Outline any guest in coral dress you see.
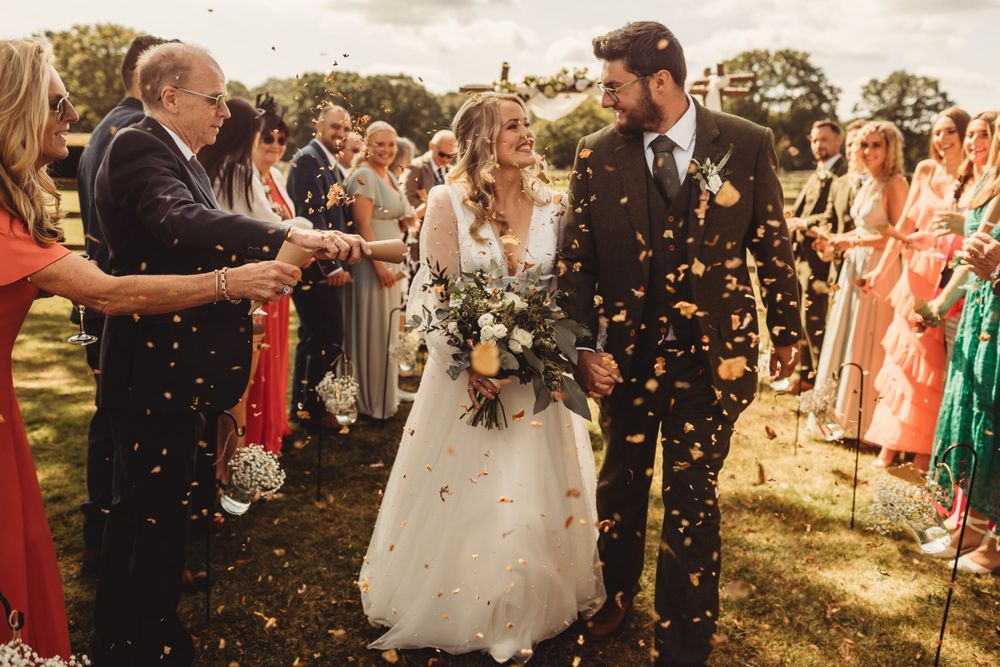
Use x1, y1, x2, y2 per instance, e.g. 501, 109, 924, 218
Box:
0, 38, 301, 657
863, 107, 969, 470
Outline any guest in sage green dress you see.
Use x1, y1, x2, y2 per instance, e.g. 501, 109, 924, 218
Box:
345, 121, 415, 418
925, 151, 1000, 574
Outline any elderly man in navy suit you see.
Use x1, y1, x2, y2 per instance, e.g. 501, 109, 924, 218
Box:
91, 43, 367, 665
286, 103, 354, 426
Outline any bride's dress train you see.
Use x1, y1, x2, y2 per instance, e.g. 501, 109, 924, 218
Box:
358, 183, 605, 663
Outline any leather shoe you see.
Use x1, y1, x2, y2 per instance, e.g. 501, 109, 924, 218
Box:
585, 596, 631, 639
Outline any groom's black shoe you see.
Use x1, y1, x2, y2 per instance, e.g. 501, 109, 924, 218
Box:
584, 596, 631, 639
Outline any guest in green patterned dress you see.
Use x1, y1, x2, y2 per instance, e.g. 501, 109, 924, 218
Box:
926, 152, 1000, 574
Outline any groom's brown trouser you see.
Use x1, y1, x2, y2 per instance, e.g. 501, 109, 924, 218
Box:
597, 347, 733, 666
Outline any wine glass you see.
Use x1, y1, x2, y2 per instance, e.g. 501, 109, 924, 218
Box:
67, 304, 98, 346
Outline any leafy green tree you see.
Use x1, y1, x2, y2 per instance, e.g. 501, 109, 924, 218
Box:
722, 49, 841, 170
533, 98, 614, 169
44, 23, 140, 132
853, 70, 955, 170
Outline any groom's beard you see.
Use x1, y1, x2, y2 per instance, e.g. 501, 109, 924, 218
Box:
614, 88, 666, 138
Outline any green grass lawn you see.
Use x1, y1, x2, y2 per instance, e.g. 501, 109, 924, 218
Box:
13, 296, 999, 666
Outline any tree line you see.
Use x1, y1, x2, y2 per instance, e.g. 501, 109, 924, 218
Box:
45, 23, 957, 171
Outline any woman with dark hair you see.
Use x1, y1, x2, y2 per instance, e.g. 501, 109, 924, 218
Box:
244, 94, 298, 452
0, 39, 297, 657
860, 107, 969, 470
198, 98, 311, 455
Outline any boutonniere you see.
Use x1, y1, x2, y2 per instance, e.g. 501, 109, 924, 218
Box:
689, 145, 740, 223
817, 167, 833, 183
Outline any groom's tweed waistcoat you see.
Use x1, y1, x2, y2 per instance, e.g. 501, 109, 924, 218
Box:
641, 172, 697, 351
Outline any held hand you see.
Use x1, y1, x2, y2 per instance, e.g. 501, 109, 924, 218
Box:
287, 228, 371, 264
831, 235, 854, 252
770, 344, 798, 381
906, 229, 936, 251
573, 350, 623, 398
786, 217, 805, 236
963, 232, 1000, 280
327, 270, 353, 287
932, 210, 965, 236
373, 261, 396, 288
859, 271, 876, 295
466, 370, 499, 409
225, 261, 300, 302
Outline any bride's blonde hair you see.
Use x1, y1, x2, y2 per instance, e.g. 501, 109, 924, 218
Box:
0, 39, 64, 246
448, 93, 548, 240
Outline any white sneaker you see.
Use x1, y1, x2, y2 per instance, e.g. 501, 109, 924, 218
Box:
398, 389, 416, 403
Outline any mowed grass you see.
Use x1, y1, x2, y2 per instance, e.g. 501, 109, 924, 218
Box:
12, 295, 999, 666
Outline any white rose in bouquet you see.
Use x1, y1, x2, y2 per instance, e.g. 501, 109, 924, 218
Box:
503, 292, 528, 311
507, 326, 534, 353
492, 323, 508, 340
478, 313, 495, 328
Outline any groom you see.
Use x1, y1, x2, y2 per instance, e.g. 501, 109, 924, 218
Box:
559, 22, 801, 666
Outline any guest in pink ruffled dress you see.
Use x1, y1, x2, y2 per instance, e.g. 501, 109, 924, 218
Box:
862, 107, 969, 470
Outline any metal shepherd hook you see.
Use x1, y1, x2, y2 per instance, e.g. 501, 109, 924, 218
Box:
932, 443, 979, 667
835, 361, 865, 529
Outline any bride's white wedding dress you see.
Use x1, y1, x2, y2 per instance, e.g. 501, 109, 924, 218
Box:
359, 182, 605, 663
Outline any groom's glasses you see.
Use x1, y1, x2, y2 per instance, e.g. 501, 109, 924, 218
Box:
598, 74, 649, 106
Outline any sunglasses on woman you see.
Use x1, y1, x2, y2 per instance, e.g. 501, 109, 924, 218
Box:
48, 93, 73, 123
261, 134, 287, 146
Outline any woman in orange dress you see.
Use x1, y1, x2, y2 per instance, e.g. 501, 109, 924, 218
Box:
0, 39, 299, 656
862, 108, 969, 470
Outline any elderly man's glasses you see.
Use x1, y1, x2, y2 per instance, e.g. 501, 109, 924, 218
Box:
436, 149, 457, 160
48, 93, 73, 123
171, 86, 229, 108
597, 74, 649, 105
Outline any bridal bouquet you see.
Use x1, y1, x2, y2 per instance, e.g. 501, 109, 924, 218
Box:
220, 444, 286, 516
409, 260, 591, 429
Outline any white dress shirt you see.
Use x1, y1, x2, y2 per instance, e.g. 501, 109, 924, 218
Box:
642, 94, 697, 182
821, 154, 842, 171
154, 120, 196, 161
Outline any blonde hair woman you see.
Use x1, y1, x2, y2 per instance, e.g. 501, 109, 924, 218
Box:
344, 120, 415, 418
808, 120, 909, 443
358, 93, 605, 662
0, 38, 298, 657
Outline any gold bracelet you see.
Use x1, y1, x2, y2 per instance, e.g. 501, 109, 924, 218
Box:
219, 267, 241, 304
214, 269, 221, 303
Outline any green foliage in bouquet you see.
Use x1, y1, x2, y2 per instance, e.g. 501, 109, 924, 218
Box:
408, 260, 592, 429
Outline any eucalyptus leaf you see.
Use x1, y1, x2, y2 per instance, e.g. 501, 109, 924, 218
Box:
532, 377, 552, 414
561, 377, 592, 421
499, 351, 520, 371
522, 346, 545, 374
553, 325, 578, 364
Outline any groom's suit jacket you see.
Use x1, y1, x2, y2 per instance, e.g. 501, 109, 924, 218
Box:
559, 102, 801, 419
95, 116, 291, 414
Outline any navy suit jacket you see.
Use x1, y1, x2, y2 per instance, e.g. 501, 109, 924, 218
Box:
95, 116, 291, 413
286, 139, 348, 283
74, 97, 145, 325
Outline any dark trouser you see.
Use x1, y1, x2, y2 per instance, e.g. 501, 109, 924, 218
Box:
92, 410, 206, 666
81, 321, 114, 550
799, 251, 832, 380
290, 282, 344, 420
597, 348, 733, 666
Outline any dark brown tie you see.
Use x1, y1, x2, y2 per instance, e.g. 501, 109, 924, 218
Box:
650, 134, 680, 203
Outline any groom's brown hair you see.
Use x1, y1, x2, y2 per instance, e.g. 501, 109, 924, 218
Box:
593, 21, 687, 87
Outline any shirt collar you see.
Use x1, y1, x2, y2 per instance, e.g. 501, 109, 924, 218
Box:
153, 119, 195, 161
315, 138, 339, 167
643, 94, 697, 154
821, 154, 842, 170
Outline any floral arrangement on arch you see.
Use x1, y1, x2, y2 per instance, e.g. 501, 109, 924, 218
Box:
501, 67, 597, 100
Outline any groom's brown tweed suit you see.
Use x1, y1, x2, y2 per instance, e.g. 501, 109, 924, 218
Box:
559, 101, 801, 665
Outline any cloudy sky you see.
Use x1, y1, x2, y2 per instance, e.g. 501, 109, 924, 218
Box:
5, 0, 999, 118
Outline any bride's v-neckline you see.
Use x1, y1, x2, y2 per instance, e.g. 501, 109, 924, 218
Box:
484, 200, 540, 277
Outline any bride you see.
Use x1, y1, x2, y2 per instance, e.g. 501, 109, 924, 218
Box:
358, 93, 606, 663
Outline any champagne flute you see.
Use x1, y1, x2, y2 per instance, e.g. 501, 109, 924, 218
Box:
67, 303, 98, 346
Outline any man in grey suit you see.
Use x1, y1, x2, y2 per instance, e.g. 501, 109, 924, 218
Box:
785, 119, 847, 389
559, 22, 801, 666
403, 129, 456, 211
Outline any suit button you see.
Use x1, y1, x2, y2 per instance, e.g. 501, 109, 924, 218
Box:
629, 329, 636, 337
667, 243, 677, 252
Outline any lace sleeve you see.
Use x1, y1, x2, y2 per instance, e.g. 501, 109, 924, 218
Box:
406, 185, 461, 367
